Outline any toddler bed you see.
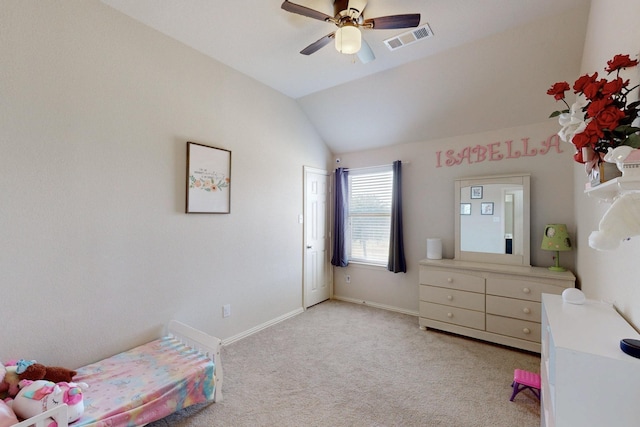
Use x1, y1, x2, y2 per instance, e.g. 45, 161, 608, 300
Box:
12, 320, 223, 427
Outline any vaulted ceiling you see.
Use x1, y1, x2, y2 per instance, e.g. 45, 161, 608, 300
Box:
100, 0, 591, 153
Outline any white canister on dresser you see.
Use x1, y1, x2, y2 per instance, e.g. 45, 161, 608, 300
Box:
426, 238, 442, 259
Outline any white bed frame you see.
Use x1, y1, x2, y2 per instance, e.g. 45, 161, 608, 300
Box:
12, 320, 223, 427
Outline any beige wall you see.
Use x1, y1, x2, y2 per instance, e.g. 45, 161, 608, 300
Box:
4, 0, 638, 369
329, 5, 589, 315
334, 0, 640, 330
575, 0, 640, 328
0, 1, 331, 367
333, 121, 576, 314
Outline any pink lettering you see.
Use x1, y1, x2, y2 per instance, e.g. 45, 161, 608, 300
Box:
539, 134, 563, 155
457, 147, 472, 164
434, 134, 563, 168
522, 138, 538, 156
505, 140, 521, 158
488, 142, 503, 161
445, 149, 459, 167
472, 145, 487, 163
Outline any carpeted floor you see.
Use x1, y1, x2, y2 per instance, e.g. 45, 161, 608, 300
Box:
148, 300, 541, 426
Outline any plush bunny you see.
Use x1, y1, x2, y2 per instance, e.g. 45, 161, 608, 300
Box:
589, 192, 640, 250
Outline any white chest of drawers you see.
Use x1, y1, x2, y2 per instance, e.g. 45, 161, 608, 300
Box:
541, 294, 640, 427
419, 259, 575, 352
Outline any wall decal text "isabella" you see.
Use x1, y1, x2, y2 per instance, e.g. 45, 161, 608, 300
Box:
436, 134, 563, 167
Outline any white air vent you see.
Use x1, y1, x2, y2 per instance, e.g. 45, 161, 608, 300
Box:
383, 23, 433, 51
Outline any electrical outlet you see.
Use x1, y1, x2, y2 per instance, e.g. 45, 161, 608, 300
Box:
223, 304, 231, 318
346, 275, 351, 284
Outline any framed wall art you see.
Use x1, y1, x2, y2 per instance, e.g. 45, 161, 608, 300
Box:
186, 141, 231, 214
470, 186, 483, 199
460, 203, 471, 215
481, 202, 494, 215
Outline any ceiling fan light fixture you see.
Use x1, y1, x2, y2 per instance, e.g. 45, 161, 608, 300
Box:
335, 23, 361, 54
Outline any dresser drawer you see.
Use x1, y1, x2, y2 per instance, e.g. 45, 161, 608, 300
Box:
486, 295, 541, 322
420, 301, 485, 330
420, 285, 485, 311
486, 314, 541, 342
420, 268, 484, 293
486, 278, 545, 301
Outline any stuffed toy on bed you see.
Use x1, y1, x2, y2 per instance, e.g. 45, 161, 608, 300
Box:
0, 362, 20, 398
18, 362, 77, 384
0, 363, 19, 427
0, 361, 6, 396
12, 379, 87, 425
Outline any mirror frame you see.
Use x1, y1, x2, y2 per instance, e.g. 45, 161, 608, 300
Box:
454, 173, 531, 266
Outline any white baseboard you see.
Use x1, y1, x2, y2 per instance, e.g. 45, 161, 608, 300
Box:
332, 295, 419, 317
221, 307, 304, 346
221, 299, 418, 346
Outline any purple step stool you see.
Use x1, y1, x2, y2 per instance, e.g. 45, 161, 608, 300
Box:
510, 369, 541, 401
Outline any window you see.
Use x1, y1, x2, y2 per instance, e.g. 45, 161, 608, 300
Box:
347, 166, 393, 265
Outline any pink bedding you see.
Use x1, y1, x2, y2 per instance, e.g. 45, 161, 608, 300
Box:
72, 336, 215, 427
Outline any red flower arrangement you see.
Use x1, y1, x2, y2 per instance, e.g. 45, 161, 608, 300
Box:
547, 54, 640, 166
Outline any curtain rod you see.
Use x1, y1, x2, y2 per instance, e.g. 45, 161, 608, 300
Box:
338, 161, 410, 172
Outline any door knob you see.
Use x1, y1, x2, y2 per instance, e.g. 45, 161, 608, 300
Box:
306, 245, 312, 249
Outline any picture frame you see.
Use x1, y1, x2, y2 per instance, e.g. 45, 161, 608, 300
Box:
481, 202, 494, 215
460, 203, 471, 215
186, 141, 231, 214
470, 186, 483, 199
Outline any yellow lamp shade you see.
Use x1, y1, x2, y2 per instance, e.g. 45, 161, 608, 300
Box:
541, 224, 572, 271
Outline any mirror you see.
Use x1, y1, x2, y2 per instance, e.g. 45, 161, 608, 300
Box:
454, 173, 530, 266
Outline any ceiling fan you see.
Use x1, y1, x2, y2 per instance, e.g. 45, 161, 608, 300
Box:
281, 0, 420, 63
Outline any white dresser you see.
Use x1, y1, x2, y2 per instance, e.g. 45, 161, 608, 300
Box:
419, 259, 575, 352
541, 294, 640, 427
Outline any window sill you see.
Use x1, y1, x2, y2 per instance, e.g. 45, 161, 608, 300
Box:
346, 261, 387, 270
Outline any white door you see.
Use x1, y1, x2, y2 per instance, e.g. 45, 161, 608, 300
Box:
304, 167, 330, 308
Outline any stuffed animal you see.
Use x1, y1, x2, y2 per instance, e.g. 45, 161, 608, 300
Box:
18, 363, 77, 384
12, 380, 86, 424
0, 399, 19, 427
0, 364, 20, 398
589, 192, 640, 250
0, 361, 5, 396
0, 362, 18, 427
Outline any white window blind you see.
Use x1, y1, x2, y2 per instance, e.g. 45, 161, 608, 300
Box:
348, 166, 393, 265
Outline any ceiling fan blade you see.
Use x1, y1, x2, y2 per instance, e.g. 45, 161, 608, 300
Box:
347, 0, 367, 18
357, 38, 375, 64
281, 1, 333, 22
364, 14, 420, 29
300, 32, 336, 55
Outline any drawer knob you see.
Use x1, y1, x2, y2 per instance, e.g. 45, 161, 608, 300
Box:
447, 295, 453, 301
447, 277, 453, 283
447, 312, 453, 318
523, 307, 531, 314
523, 328, 531, 334
522, 287, 531, 294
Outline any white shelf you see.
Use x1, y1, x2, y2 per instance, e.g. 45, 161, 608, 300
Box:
584, 175, 640, 202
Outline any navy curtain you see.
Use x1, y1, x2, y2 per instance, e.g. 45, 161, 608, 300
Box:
387, 161, 407, 273
331, 167, 349, 267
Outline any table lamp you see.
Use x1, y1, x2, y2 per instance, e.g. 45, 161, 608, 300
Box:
541, 224, 572, 271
